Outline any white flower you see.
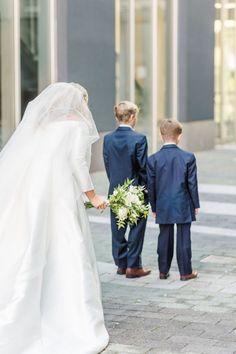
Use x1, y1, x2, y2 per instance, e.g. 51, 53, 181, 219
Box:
124, 192, 133, 206
124, 192, 137, 206
124, 192, 142, 207
113, 190, 118, 196
129, 185, 139, 194
132, 194, 140, 205
117, 207, 128, 220
135, 198, 142, 206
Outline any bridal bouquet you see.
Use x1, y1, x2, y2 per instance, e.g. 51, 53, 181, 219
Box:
85, 179, 149, 229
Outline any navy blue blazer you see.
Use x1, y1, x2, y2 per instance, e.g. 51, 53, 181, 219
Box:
147, 144, 200, 224
103, 127, 148, 195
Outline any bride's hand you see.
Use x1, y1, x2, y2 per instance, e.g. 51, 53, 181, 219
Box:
90, 195, 107, 210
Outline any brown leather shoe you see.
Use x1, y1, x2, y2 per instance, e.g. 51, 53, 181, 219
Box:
126, 267, 151, 278
117, 267, 126, 275
159, 272, 170, 280
180, 271, 198, 281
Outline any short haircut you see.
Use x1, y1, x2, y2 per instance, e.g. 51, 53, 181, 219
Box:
114, 101, 139, 122
160, 119, 183, 139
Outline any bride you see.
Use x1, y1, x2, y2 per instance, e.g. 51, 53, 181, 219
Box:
0, 82, 109, 354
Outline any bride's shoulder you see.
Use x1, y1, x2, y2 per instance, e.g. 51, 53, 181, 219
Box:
69, 120, 89, 137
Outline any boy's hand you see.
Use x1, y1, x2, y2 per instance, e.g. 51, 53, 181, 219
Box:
152, 212, 156, 218
195, 208, 199, 215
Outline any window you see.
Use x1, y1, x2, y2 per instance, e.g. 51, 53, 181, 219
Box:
116, 0, 175, 151
20, 0, 52, 115
0, 0, 18, 146
215, 0, 236, 142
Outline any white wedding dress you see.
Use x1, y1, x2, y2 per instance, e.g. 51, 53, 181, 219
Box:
0, 83, 109, 354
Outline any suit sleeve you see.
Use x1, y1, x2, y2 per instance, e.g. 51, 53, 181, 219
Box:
70, 125, 94, 192
187, 154, 200, 208
103, 136, 110, 180
136, 136, 148, 187
147, 157, 156, 212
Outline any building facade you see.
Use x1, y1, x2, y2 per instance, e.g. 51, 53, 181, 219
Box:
215, 0, 236, 143
0, 0, 236, 169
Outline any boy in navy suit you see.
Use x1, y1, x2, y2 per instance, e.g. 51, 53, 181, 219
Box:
103, 101, 151, 278
147, 119, 200, 281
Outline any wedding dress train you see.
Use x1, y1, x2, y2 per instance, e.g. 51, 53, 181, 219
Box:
0, 83, 109, 354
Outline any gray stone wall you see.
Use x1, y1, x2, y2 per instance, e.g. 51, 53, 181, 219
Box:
57, 0, 116, 132
178, 0, 215, 123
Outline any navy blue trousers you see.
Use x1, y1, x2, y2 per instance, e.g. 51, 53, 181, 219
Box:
158, 223, 192, 276
110, 211, 147, 268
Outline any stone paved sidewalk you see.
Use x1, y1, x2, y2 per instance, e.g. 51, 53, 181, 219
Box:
91, 145, 236, 354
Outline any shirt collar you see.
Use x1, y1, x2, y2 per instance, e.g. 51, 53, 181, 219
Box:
119, 124, 135, 131
163, 142, 177, 146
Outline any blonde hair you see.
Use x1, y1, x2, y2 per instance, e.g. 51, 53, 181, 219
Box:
114, 101, 139, 122
160, 119, 183, 140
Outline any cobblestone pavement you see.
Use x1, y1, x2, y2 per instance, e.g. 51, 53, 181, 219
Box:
90, 145, 236, 354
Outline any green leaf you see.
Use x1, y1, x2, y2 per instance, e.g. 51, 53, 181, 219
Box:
84, 202, 94, 209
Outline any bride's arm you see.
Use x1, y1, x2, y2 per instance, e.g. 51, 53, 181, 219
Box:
71, 124, 106, 209
85, 190, 107, 209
